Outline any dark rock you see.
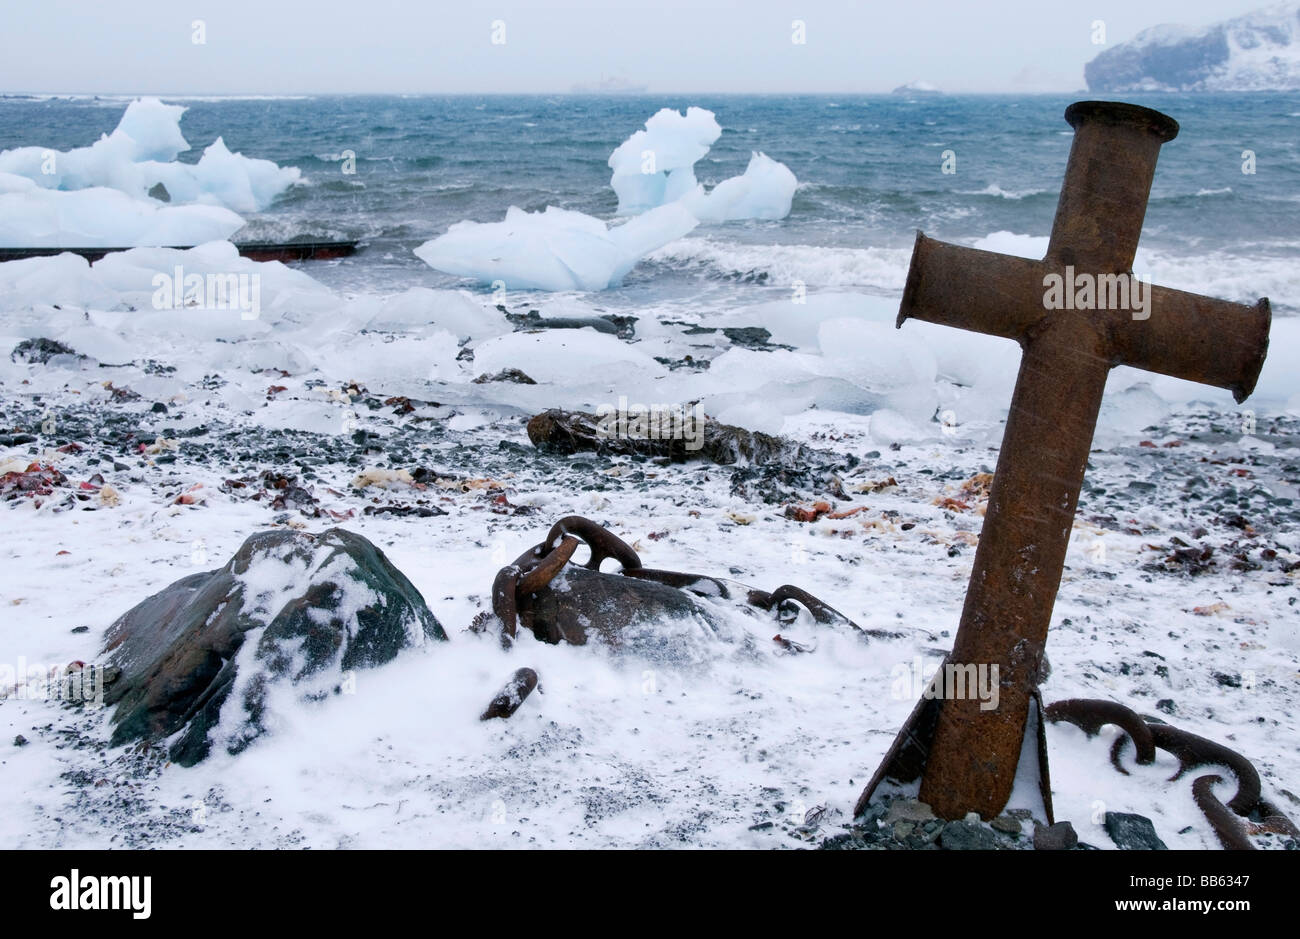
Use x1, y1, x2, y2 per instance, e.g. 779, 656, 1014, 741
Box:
504, 309, 636, 339
103, 527, 445, 766
522, 316, 617, 334
71, 626, 89, 634
1033, 821, 1079, 850
147, 182, 171, 202
472, 368, 537, 385
1104, 811, 1168, 850
11, 338, 81, 365
939, 820, 1002, 851
990, 815, 1022, 836
526, 407, 790, 466
1156, 698, 1177, 715
151, 402, 169, 413
884, 798, 935, 824
13, 734, 27, 747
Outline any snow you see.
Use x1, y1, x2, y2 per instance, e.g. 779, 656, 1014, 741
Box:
2, 237, 1300, 848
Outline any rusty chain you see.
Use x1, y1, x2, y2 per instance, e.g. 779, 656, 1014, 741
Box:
1045, 697, 1298, 850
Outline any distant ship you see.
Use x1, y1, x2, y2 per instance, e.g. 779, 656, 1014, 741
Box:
891, 80, 942, 95
570, 74, 649, 94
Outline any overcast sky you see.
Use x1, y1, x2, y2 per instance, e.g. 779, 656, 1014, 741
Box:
0, 1, 1275, 95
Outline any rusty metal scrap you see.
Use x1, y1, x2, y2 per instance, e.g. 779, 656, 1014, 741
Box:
478, 514, 872, 658
861, 100, 1273, 821
1045, 697, 1296, 850
479, 667, 540, 720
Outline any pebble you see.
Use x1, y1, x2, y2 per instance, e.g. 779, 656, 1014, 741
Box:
1033, 821, 1079, 851
1104, 811, 1168, 850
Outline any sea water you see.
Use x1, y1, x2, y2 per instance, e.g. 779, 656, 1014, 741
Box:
1, 91, 1296, 315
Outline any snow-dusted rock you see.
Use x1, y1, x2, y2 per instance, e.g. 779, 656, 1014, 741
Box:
103, 528, 445, 766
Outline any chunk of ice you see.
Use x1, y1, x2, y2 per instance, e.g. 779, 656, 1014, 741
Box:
414, 203, 698, 292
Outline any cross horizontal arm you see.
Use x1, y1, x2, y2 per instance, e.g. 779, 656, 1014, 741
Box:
1111, 286, 1270, 403
897, 233, 1047, 342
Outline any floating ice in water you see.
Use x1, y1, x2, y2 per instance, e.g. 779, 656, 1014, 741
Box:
0, 174, 245, 248
608, 107, 721, 215
418, 107, 795, 292
609, 107, 798, 221
679, 152, 797, 223
106, 97, 190, 162
414, 203, 698, 291
0, 97, 300, 216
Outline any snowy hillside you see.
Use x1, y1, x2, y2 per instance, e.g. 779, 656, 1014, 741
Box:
1086, 3, 1300, 92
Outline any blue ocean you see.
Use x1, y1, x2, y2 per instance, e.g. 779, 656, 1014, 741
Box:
2, 92, 1297, 312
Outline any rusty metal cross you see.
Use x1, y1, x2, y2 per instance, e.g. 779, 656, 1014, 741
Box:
857, 101, 1272, 821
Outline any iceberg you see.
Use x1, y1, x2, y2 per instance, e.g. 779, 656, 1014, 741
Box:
608, 106, 722, 215
680, 152, 797, 223
0, 173, 245, 248
414, 203, 698, 292
417, 106, 796, 292
608, 107, 798, 221
0, 97, 301, 215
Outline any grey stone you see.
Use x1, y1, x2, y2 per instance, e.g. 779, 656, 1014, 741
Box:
103, 527, 445, 766
1104, 811, 1168, 850
1033, 821, 1079, 851
940, 821, 1001, 851
472, 368, 536, 385
11, 338, 82, 365
884, 798, 936, 824
148, 182, 171, 202
990, 815, 1022, 835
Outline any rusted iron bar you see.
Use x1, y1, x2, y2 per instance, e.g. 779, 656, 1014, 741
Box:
860, 101, 1272, 820
479, 667, 540, 720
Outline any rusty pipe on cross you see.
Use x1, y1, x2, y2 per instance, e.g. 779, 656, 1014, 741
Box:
861, 101, 1272, 822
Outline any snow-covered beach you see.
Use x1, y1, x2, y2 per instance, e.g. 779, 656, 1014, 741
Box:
1, 92, 1298, 850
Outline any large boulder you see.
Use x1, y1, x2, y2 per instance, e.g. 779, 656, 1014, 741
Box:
103, 527, 445, 765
